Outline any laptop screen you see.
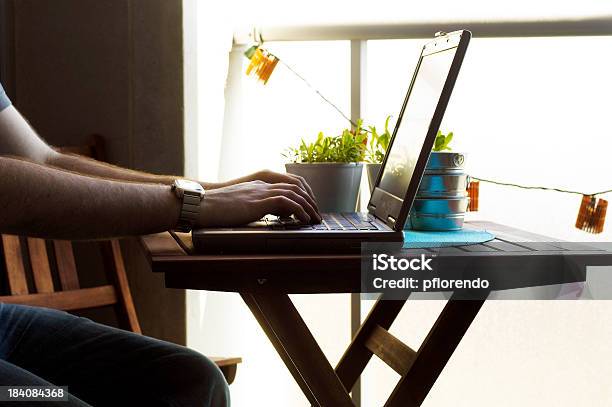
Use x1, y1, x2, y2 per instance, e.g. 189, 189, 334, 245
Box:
368, 31, 469, 230
378, 47, 458, 199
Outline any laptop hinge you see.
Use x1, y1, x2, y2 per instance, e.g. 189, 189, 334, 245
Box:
387, 215, 397, 228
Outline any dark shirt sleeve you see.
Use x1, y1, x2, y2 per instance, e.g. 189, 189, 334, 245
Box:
0, 82, 12, 112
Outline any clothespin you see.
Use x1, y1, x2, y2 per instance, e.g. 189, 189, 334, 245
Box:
245, 46, 279, 85
575, 195, 608, 234
467, 180, 479, 212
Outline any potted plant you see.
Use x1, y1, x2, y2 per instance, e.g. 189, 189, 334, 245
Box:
364, 116, 392, 190
284, 122, 367, 212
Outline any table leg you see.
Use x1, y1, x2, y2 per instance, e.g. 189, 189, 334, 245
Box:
336, 294, 408, 393
349, 293, 361, 406
384, 294, 487, 407
241, 293, 354, 407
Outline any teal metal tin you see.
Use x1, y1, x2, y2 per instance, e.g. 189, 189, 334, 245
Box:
407, 151, 469, 231
411, 197, 469, 214
424, 151, 465, 171
416, 173, 469, 198
408, 197, 469, 231
408, 213, 466, 231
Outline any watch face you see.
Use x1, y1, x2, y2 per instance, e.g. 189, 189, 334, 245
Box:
174, 179, 204, 194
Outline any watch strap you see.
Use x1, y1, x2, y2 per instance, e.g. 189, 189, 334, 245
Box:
176, 190, 204, 232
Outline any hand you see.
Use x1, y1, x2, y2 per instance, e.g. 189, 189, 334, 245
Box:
210, 170, 318, 211
196, 181, 322, 228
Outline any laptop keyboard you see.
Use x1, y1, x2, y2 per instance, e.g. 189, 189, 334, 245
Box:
264, 213, 380, 231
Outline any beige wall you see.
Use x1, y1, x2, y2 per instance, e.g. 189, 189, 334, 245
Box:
2, 0, 187, 344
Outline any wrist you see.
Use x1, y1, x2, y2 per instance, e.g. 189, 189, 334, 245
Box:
199, 181, 223, 190
166, 186, 183, 230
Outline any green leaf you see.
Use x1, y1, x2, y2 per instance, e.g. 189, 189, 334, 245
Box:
444, 131, 453, 150
434, 135, 444, 151
432, 130, 455, 152
286, 117, 387, 163
443, 132, 453, 150
244, 45, 259, 59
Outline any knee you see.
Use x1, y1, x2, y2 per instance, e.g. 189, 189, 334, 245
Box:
171, 349, 230, 407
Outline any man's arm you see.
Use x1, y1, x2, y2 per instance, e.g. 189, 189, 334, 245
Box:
46, 152, 319, 208
0, 106, 53, 164
46, 151, 210, 186
0, 105, 318, 202
0, 156, 180, 239
0, 86, 320, 240
0, 105, 211, 186
0, 156, 318, 239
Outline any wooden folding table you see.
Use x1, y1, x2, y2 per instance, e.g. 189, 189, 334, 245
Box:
140, 221, 612, 406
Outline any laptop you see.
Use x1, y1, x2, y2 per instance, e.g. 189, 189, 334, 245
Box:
193, 30, 471, 254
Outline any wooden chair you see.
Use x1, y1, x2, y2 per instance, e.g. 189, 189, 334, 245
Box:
0, 135, 240, 384
0, 236, 141, 331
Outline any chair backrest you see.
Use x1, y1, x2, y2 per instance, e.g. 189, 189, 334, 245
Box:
0, 135, 141, 333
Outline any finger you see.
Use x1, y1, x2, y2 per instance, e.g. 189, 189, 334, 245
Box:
272, 183, 319, 218
260, 196, 311, 223
269, 189, 321, 223
262, 171, 319, 210
286, 173, 316, 201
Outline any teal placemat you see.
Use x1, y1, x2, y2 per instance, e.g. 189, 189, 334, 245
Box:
403, 227, 495, 249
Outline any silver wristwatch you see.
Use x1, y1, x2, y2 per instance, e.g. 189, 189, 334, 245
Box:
171, 179, 205, 232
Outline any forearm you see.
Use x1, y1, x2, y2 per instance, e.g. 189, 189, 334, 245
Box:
0, 156, 180, 239
0, 105, 193, 187
46, 151, 218, 188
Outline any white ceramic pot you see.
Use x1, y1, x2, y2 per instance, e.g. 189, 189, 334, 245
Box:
285, 163, 363, 212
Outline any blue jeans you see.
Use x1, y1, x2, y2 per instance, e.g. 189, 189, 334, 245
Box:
0, 303, 230, 406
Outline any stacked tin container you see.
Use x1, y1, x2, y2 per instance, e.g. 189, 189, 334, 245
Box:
407, 151, 470, 231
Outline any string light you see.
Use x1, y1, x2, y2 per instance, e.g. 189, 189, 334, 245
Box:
471, 177, 612, 197
469, 178, 610, 234
576, 195, 608, 234
244, 43, 365, 130
467, 180, 479, 211
245, 47, 279, 84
